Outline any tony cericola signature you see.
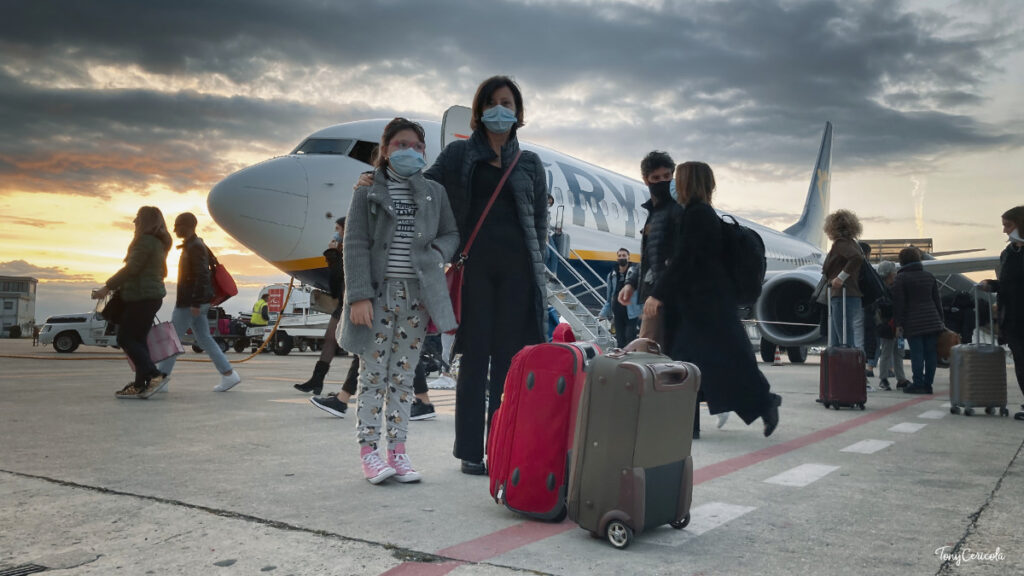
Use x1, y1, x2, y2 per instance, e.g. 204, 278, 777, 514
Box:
935, 546, 1006, 566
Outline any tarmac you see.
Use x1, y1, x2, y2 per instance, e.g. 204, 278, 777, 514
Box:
1, 337, 1022, 576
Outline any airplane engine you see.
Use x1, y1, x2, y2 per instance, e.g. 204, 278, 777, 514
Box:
754, 268, 824, 353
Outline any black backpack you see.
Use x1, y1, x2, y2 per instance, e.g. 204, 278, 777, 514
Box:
720, 215, 766, 306
858, 258, 888, 307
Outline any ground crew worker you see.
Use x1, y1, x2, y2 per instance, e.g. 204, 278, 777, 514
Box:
251, 294, 269, 326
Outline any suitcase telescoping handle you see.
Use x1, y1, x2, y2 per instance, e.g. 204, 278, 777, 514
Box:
973, 285, 994, 346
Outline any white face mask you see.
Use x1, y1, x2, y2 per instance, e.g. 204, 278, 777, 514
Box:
1009, 228, 1024, 244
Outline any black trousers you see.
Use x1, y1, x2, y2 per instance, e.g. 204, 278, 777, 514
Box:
613, 306, 639, 349
117, 299, 162, 385
454, 253, 537, 463
1006, 334, 1024, 400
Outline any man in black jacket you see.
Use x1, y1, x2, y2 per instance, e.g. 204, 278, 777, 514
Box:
618, 150, 683, 343
156, 212, 242, 392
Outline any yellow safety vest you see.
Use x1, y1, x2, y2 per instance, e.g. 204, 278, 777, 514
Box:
251, 299, 269, 326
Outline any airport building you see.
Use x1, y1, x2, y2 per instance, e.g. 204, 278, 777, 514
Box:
0, 276, 38, 338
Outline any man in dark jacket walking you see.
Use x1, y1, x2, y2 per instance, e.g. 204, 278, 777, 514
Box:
156, 212, 242, 392
600, 248, 641, 348
618, 150, 683, 346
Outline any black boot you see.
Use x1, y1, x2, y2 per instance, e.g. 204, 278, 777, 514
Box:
762, 394, 782, 437
693, 400, 701, 439
295, 360, 330, 394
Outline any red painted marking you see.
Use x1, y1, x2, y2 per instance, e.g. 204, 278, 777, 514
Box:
694, 393, 939, 485
380, 561, 464, 576
385, 392, 942, 575
438, 520, 576, 562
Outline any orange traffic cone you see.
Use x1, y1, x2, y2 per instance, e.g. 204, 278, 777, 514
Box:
773, 346, 784, 366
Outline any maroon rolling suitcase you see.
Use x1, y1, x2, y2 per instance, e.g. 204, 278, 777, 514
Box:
487, 341, 599, 521
819, 287, 867, 410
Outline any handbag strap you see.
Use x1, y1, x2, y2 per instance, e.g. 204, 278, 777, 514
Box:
457, 150, 523, 266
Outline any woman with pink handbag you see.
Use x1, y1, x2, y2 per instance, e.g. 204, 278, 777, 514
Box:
92, 206, 172, 399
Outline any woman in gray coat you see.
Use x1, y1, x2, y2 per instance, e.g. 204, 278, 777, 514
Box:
338, 118, 459, 484
423, 76, 549, 474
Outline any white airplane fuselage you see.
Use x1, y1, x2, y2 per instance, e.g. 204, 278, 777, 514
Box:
209, 119, 838, 354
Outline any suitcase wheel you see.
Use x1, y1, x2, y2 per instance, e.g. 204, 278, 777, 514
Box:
857, 403, 865, 411
950, 406, 961, 415
670, 513, 690, 530
964, 408, 975, 416
1001, 408, 1010, 417
985, 407, 995, 416
606, 520, 634, 550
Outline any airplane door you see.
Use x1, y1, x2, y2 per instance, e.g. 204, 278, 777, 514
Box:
442, 105, 472, 148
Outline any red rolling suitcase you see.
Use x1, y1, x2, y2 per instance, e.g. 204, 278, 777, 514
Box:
819, 287, 867, 410
488, 341, 599, 521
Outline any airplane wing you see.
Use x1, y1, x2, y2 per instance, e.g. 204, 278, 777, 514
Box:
920, 256, 999, 276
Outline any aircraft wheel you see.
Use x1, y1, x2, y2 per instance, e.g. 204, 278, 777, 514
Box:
787, 346, 808, 363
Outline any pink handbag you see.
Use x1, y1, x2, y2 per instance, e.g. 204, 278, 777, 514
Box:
128, 320, 184, 371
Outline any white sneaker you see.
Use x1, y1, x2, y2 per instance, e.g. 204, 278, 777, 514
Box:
431, 374, 457, 389
716, 412, 730, 429
214, 370, 242, 392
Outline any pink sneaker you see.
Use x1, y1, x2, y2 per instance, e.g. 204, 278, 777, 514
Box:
360, 445, 396, 484
387, 443, 422, 483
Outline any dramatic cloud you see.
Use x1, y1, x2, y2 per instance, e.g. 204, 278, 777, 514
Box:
0, 259, 95, 282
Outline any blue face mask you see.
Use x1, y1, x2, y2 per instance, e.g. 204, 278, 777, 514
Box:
388, 148, 425, 177
669, 180, 677, 202
481, 105, 517, 134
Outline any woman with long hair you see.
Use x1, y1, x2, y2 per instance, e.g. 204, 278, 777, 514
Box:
93, 206, 173, 399
646, 162, 781, 437
423, 76, 549, 474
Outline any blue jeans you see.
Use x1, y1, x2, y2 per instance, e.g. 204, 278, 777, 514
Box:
907, 332, 939, 389
157, 304, 232, 375
829, 296, 863, 350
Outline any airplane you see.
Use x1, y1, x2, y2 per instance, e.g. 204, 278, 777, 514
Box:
208, 110, 997, 363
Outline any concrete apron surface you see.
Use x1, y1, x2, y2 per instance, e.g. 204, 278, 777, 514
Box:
0, 339, 1022, 575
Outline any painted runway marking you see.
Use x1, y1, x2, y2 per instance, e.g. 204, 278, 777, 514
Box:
840, 439, 894, 454
918, 410, 947, 420
383, 392, 941, 576
889, 422, 928, 433
645, 502, 757, 546
763, 463, 840, 487
940, 402, 952, 408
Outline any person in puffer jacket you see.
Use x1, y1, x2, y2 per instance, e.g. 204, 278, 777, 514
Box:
892, 246, 944, 394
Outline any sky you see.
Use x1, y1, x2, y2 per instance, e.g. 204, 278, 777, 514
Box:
1, 0, 1022, 323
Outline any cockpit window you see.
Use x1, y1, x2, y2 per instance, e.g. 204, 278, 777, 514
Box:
348, 140, 379, 166
291, 138, 354, 155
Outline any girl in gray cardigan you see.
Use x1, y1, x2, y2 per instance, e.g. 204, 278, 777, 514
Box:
338, 118, 460, 484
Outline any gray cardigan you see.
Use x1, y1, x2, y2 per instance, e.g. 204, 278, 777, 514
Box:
338, 170, 460, 355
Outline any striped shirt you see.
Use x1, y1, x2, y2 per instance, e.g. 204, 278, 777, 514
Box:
386, 172, 418, 279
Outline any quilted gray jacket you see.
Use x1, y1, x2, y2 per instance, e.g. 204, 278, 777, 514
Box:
423, 129, 548, 342
337, 170, 460, 355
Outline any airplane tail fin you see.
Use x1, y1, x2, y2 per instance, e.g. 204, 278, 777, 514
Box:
783, 122, 832, 251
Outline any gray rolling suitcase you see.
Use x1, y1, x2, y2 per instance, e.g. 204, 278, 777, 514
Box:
566, 339, 701, 550
949, 289, 1008, 416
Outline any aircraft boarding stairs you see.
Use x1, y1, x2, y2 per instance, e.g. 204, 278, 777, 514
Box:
545, 248, 616, 350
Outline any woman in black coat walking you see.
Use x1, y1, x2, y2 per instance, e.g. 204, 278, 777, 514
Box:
891, 247, 945, 394
979, 205, 1024, 420
647, 162, 781, 437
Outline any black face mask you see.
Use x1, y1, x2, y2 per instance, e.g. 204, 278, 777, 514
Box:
648, 180, 671, 202
617, 258, 628, 267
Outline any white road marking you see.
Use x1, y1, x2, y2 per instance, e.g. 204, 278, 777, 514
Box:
889, 422, 928, 433
763, 464, 840, 487
840, 439, 894, 454
918, 410, 947, 420
645, 502, 757, 546
940, 402, 952, 408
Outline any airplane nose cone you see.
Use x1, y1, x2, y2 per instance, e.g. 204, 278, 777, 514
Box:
208, 156, 309, 262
